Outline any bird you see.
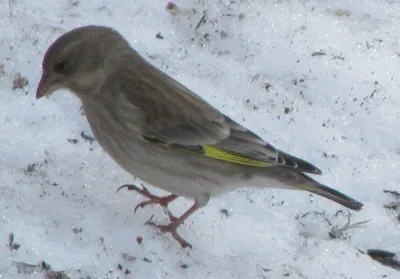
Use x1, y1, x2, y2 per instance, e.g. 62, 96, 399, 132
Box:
36, 25, 363, 248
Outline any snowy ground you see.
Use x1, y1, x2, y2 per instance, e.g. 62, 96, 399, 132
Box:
0, 0, 400, 278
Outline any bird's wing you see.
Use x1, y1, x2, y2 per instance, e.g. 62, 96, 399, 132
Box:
110, 52, 321, 175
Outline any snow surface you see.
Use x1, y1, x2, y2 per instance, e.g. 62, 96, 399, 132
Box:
1, 0, 400, 278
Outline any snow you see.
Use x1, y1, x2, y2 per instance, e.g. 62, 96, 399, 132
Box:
0, 0, 399, 278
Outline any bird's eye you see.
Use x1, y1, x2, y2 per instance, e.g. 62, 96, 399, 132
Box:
53, 61, 67, 73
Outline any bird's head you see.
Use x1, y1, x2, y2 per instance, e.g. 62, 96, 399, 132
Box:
36, 25, 130, 99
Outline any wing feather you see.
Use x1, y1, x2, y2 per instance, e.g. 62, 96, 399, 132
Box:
108, 52, 321, 174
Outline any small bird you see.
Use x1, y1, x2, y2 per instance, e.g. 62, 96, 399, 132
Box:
36, 25, 363, 248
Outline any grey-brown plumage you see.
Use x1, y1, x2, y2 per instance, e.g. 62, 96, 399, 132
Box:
36, 25, 363, 248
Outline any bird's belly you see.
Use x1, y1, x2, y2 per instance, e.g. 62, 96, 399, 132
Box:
114, 148, 229, 199
93, 128, 231, 199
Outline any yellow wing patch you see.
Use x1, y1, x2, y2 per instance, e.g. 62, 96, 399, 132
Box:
203, 145, 271, 167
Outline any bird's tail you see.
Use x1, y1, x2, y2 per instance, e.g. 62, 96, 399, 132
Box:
297, 179, 363, 211
261, 166, 363, 211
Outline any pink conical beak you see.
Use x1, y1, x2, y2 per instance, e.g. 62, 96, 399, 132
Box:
36, 72, 62, 99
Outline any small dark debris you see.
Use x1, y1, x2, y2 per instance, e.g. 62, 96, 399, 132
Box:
124, 269, 131, 275
155, 32, 164, 39
311, 51, 326, 57
203, 33, 211, 41
180, 263, 189, 269
195, 10, 208, 30
44, 270, 70, 279
40, 261, 52, 271
24, 162, 39, 175
117, 263, 123, 270
165, 2, 192, 16
72, 227, 83, 234
283, 107, 290, 114
332, 9, 352, 17
8, 233, 14, 246
80, 131, 95, 144
67, 138, 78, 144
222, 12, 245, 21
0, 64, 5, 76
143, 257, 152, 263
136, 236, 143, 245
264, 83, 272, 91
368, 249, 396, 259
220, 208, 230, 217
121, 252, 137, 262
12, 73, 29, 90
219, 30, 229, 39
166, 2, 177, 12
250, 74, 260, 83
383, 190, 400, 198
322, 152, 338, 159
9, 243, 20, 251
333, 55, 345, 60
367, 249, 400, 271
8, 233, 20, 251
262, 268, 272, 272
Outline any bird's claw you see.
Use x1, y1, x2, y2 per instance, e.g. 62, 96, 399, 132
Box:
134, 200, 158, 213
145, 221, 192, 249
117, 184, 178, 216
116, 184, 150, 194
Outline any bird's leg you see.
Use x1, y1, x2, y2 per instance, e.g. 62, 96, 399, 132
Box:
117, 184, 178, 219
118, 184, 204, 248
146, 202, 200, 249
